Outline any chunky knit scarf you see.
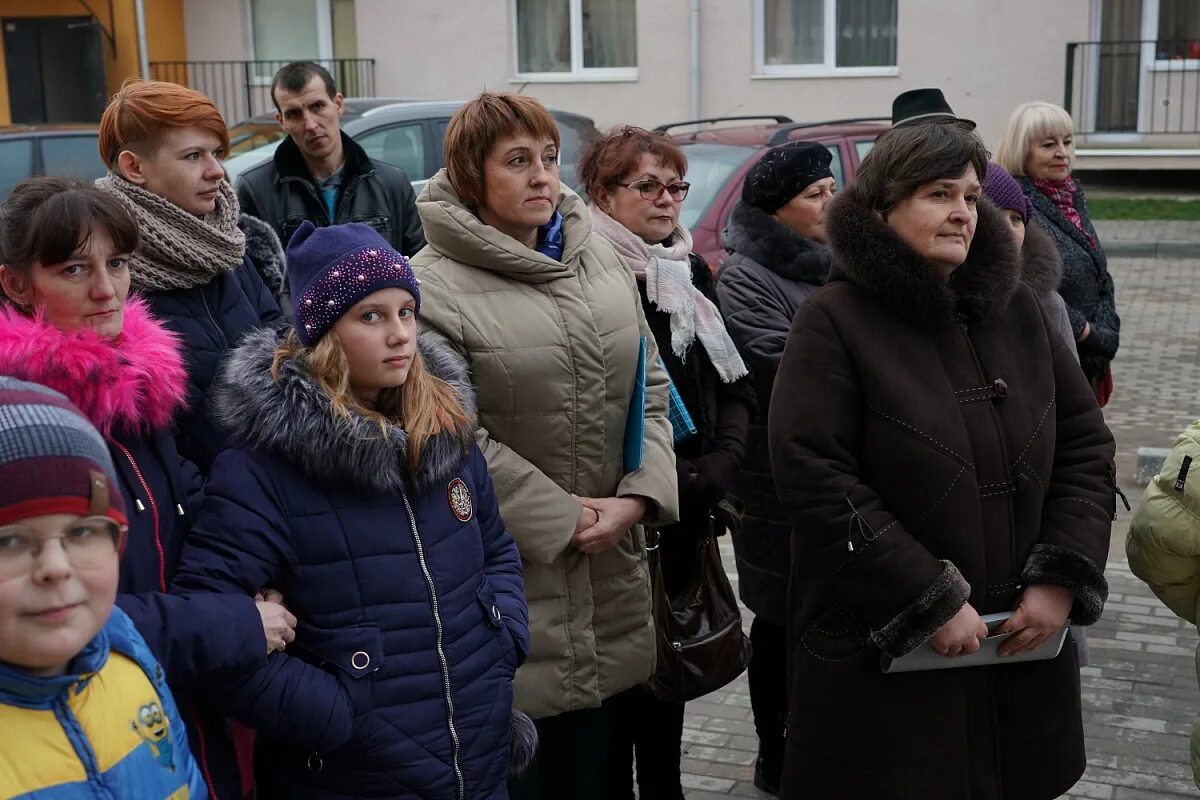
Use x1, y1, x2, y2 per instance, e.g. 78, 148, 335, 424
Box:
1032, 176, 1096, 250
590, 206, 748, 384
96, 173, 246, 292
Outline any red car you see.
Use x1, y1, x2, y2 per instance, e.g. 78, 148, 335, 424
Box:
657, 115, 890, 269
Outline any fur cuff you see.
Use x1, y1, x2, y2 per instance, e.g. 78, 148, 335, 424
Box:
509, 709, 538, 778
1020, 543, 1108, 626
870, 561, 970, 659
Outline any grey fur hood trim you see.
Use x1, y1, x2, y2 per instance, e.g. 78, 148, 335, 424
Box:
1020, 222, 1064, 298
723, 200, 832, 285
213, 327, 477, 493
872, 561, 971, 659
239, 213, 287, 299
826, 188, 1022, 327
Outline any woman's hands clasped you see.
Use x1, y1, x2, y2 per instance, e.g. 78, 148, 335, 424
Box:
572, 496, 649, 555
256, 588, 297, 655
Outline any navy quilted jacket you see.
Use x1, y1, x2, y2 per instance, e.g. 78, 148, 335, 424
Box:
174, 329, 528, 799
142, 254, 282, 473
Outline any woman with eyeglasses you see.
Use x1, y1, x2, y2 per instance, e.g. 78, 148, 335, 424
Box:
580, 126, 754, 800
0, 177, 294, 800
412, 94, 680, 800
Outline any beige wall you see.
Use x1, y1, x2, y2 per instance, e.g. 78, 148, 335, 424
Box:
355, 0, 1095, 151
184, 0, 248, 60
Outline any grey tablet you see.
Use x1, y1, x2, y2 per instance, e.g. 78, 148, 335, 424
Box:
880, 612, 1071, 674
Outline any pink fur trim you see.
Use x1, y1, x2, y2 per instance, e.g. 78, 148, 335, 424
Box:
0, 298, 187, 435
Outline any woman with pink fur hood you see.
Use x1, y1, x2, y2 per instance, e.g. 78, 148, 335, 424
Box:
0, 176, 296, 800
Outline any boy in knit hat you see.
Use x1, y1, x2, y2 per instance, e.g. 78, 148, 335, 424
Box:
0, 377, 205, 799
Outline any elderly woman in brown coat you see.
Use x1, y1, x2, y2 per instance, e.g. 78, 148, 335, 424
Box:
768, 120, 1115, 799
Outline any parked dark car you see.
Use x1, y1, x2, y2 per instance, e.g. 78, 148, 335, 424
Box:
224, 99, 601, 191
0, 125, 105, 197
657, 115, 890, 268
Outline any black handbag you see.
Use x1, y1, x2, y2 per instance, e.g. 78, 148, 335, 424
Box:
644, 497, 752, 703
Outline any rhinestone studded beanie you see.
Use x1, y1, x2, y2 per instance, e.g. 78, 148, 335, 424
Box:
285, 221, 421, 345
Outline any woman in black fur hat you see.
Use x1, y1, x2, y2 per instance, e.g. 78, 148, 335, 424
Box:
713, 140, 835, 795
767, 121, 1116, 799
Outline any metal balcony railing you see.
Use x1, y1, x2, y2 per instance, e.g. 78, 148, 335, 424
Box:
1065, 40, 1200, 138
148, 58, 376, 126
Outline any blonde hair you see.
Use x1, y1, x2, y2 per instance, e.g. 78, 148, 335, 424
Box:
270, 331, 471, 472
994, 101, 1075, 177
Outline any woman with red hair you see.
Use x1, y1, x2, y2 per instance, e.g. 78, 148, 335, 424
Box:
96, 80, 284, 473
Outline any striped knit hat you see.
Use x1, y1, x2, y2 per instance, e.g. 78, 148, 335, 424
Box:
0, 377, 126, 527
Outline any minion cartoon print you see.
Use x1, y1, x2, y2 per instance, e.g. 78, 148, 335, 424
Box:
130, 700, 175, 772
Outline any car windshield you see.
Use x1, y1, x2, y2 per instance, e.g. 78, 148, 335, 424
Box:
676, 143, 756, 231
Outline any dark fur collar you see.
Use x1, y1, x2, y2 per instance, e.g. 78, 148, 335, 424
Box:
826, 187, 1021, 326
723, 200, 831, 285
214, 328, 476, 494
1020, 222, 1063, 297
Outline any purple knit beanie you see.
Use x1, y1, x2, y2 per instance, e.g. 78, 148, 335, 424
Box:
286, 221, 421, 346
983, 163, 1032, 224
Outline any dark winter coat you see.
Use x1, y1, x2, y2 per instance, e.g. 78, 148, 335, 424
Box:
1017, 176, 1119, 381
0, 299, 266, 800
768, 190, 1116, 800
635, 250, 754, 594
173, 328, 529, 800
1020, 222, 1079, 362
715, 200, 831, 624
237, 132, 425, 256
142, 247, 283, 473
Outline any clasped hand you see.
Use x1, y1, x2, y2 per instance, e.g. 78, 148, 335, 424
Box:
256, 588, 297, 655
930, 584, 1073, 659
571, 496, 648, 555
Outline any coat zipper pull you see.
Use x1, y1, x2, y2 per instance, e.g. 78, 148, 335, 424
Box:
1115, 485, 1131, 512
175, 503, 186, 516
135, 498, 146, 512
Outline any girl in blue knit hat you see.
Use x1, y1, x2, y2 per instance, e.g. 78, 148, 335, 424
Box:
173, 221, 533, 799
0, 376, 206, 799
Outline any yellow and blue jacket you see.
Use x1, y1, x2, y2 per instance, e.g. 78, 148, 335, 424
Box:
0, 606, 205, 799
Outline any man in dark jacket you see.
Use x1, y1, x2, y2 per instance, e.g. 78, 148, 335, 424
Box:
235, 61, 425, 255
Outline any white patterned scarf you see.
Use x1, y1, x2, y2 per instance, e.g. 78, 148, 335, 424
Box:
591, 206, 747, 383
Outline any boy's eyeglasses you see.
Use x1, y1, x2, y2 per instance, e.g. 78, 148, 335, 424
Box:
0, 517, 121, 577
617, 179, 691, 202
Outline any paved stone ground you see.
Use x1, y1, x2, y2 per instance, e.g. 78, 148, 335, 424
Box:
1094, 220, 1200, 244
677, 256, 1200, 798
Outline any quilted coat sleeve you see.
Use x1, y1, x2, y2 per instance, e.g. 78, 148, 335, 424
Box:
1021, 298, 1115, 626
614, 271, 681, 527
116, 591, 266, 690
1127, 422, 1200, 624
716, 265, 792, 386
172, 450, 355, 752
768, 297, 969, 659
471, 446, 530, 662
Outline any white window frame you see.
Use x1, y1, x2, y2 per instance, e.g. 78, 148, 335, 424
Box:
509, 0, 638, 84
753, 0, 899, 79
1145, 0, 1200, 72
244, 0, 334, 84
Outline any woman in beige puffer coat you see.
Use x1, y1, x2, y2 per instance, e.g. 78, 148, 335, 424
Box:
411, 92, 679, 800
1127, 420, 1200, 790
